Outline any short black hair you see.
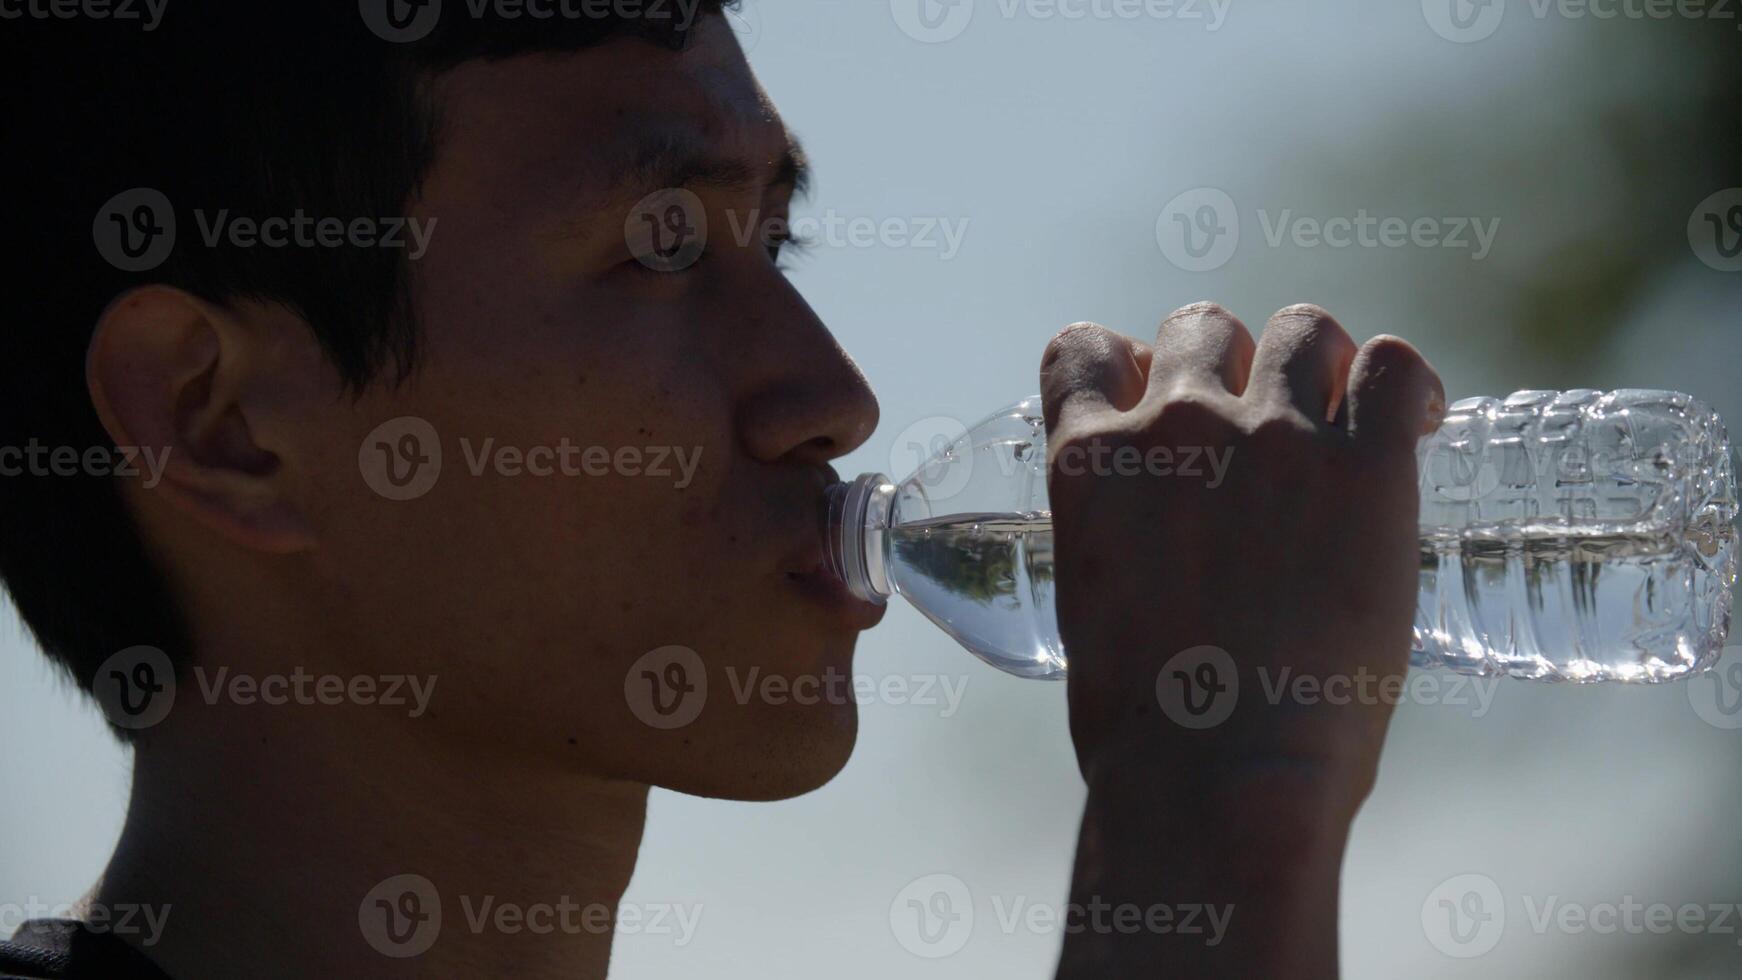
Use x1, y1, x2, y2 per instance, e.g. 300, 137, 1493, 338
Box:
0, 1, 732, 731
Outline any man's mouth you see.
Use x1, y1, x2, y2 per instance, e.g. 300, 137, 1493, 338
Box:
784, 559, 887, 631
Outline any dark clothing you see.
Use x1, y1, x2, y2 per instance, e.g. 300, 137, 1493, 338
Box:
0, 921, 173, 980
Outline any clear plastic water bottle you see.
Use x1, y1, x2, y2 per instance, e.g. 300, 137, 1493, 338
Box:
825, 390, 1737, 683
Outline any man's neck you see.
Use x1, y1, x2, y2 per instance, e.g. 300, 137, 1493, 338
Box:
95, 702, 651, 980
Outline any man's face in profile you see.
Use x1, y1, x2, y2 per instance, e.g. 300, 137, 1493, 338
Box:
290, 16, 883, 800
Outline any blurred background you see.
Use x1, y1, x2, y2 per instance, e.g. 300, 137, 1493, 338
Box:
4, 0, 1740, 976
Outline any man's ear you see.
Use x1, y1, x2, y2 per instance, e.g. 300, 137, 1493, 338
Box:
85, 285, 317, 554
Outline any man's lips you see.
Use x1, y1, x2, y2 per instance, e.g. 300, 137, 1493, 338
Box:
784, 560, 886, 631
773, 467, 884, 630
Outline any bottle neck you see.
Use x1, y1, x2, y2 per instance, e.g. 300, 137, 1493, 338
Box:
824, 473, 897, 603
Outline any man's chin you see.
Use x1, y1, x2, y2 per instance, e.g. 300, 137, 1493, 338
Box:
658, 704, 858, 802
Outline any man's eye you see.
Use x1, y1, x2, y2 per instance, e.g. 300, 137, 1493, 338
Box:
767, 230, 813, 270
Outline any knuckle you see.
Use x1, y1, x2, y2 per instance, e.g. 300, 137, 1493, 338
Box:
1357, 334, 1427, 374
1166, 301, 1235, 324
1273, 301, 1333, 321
1266, 303, 1352, 347
1147, 390, 1231, 436
1042, 321, 1116, 372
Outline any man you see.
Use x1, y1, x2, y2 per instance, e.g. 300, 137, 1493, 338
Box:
0, 4, 1442, 977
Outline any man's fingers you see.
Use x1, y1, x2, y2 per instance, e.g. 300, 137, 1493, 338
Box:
1345, 334, 1447, 450
1146, 302, 1255, 399
1040, 322, 1147, 434
1247, 305, 1359, 423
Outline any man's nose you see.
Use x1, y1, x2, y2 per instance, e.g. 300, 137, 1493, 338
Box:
735, 304, 879, 466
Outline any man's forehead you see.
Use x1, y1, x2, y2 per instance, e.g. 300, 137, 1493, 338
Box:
430, 33, 797, 205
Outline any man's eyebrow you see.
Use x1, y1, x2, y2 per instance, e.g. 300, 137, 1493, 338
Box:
588, 127, 812, 211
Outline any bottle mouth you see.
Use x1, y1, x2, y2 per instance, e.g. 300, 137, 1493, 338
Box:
824, 474, 896, 603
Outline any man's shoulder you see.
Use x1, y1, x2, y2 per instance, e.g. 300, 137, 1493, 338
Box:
0, 921, 172, 980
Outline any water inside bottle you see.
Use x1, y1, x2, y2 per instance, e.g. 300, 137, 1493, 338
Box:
883, 511, 1735, 682
886, 512, 1065, 679
1417, 520, 1735, 681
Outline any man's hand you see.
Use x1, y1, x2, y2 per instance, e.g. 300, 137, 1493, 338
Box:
1044, 303, 1444, 979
